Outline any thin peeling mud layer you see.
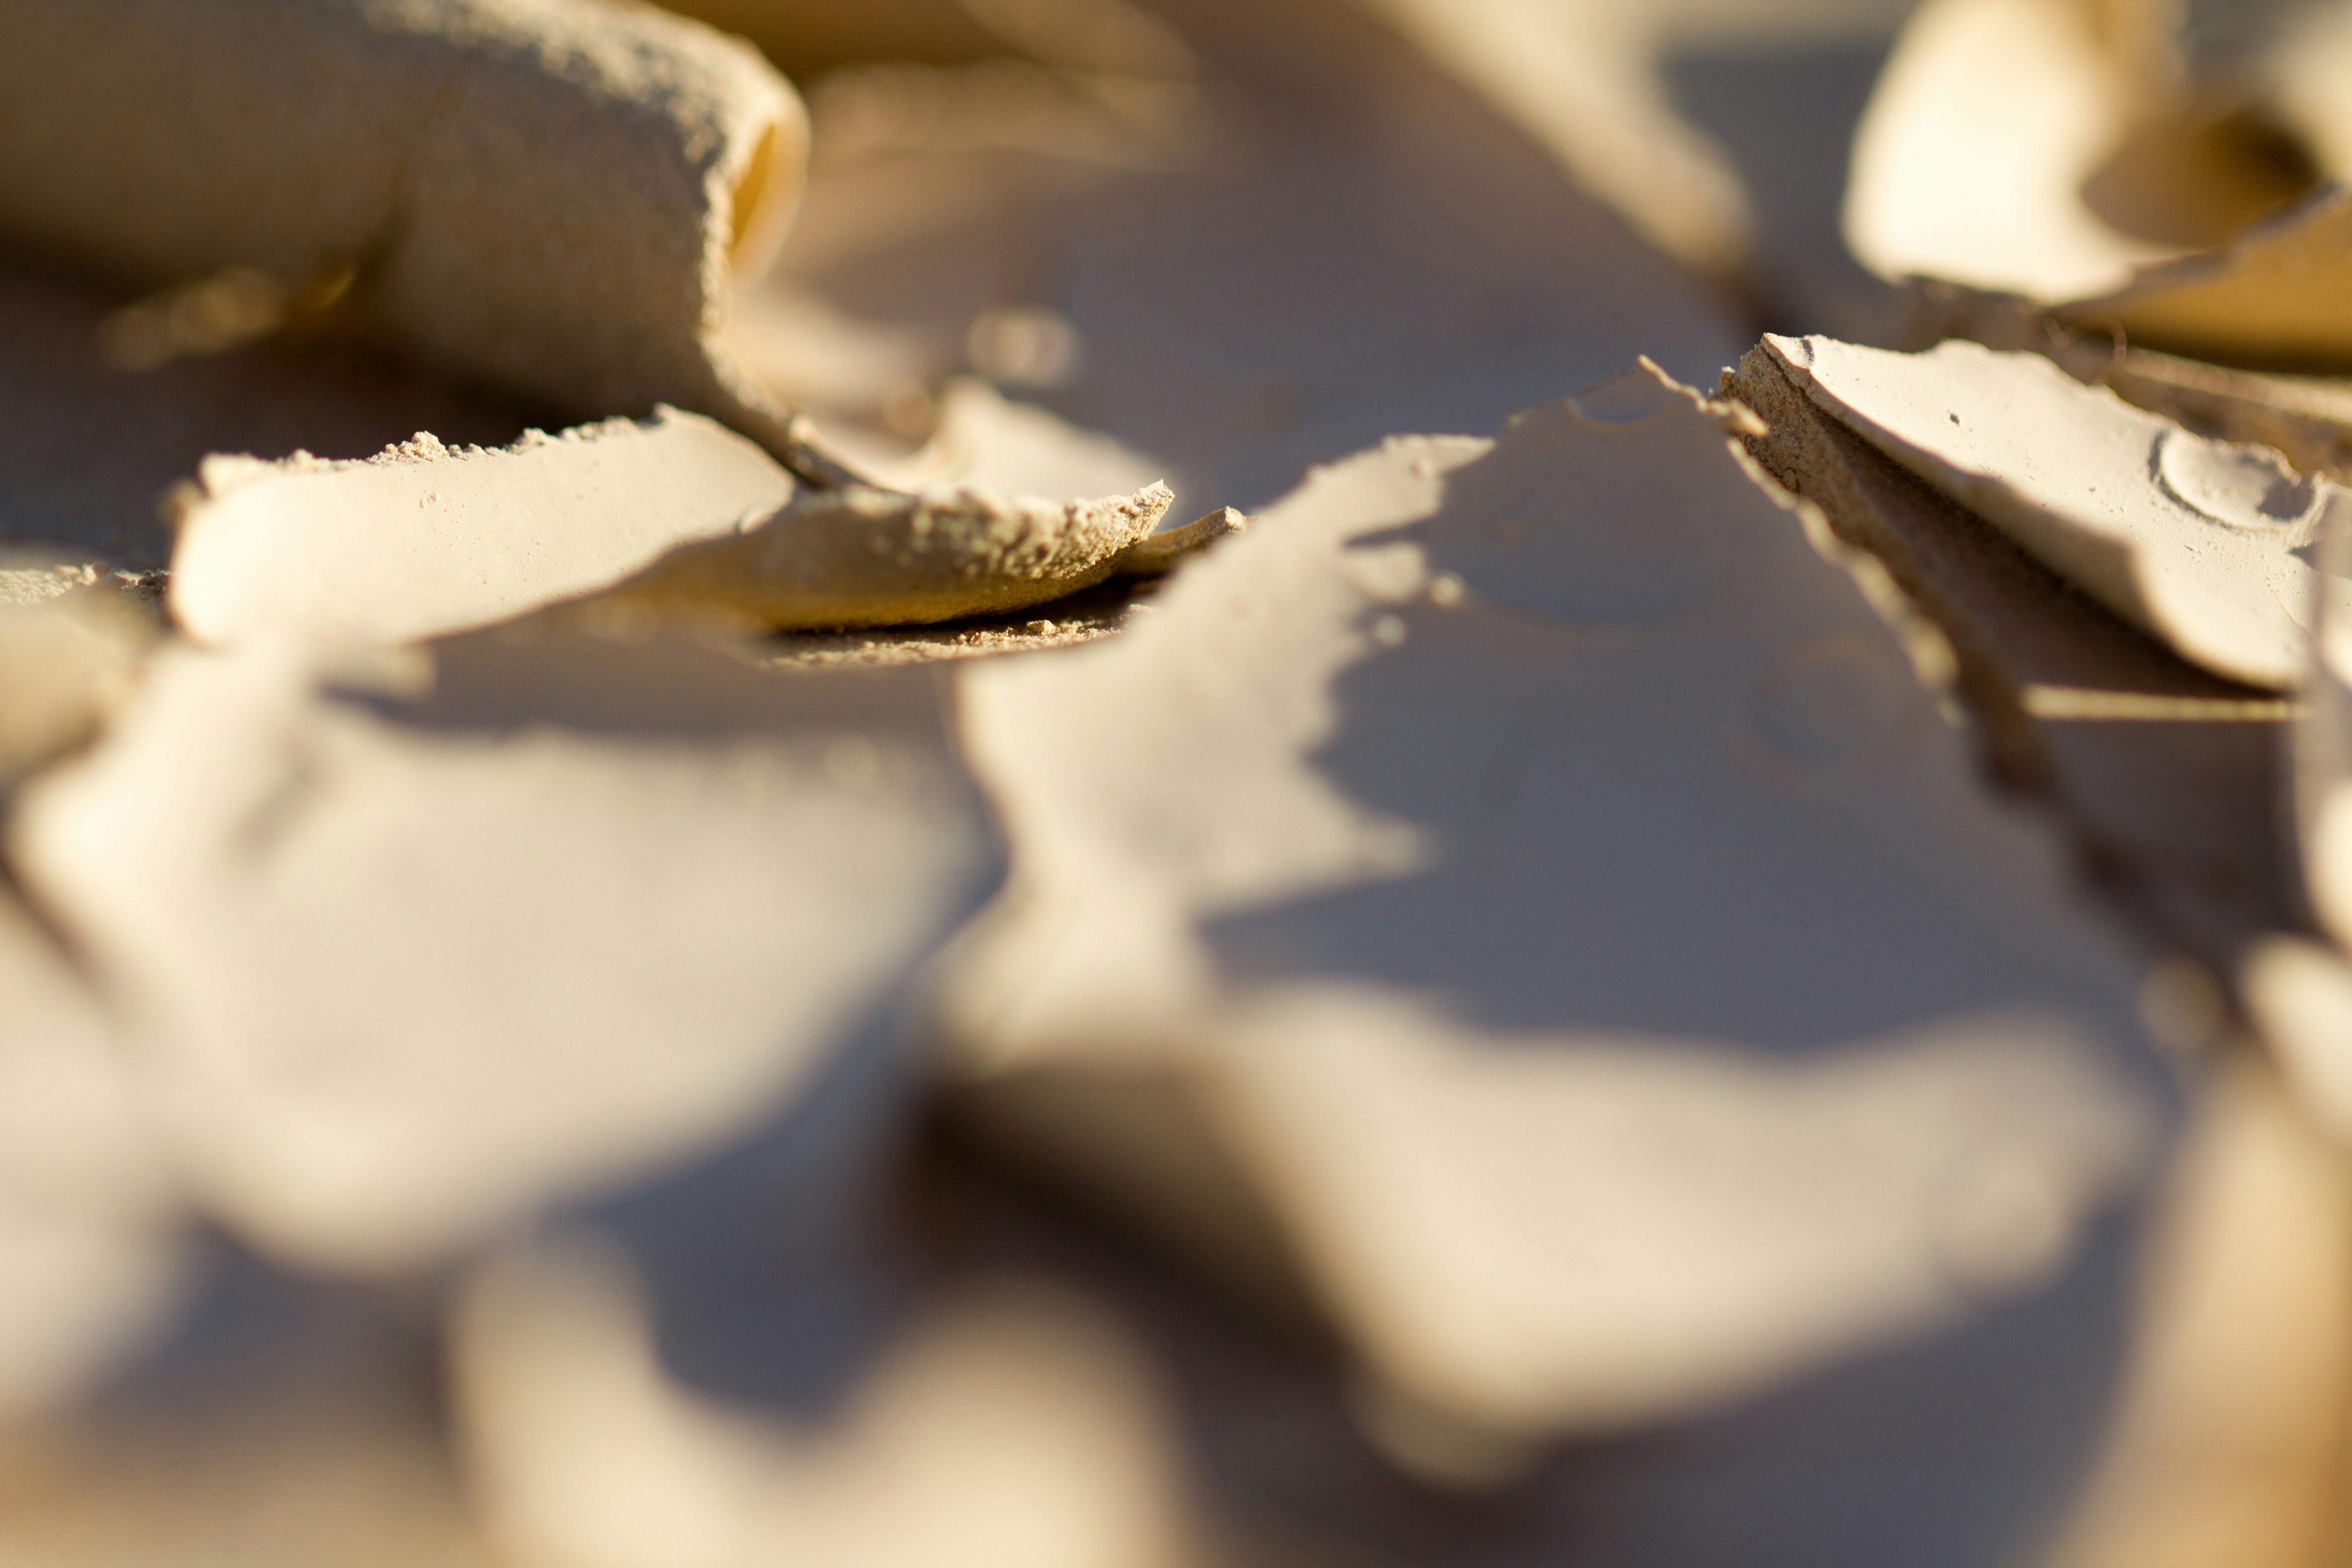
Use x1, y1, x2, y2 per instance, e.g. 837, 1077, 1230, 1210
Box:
610, 480, 1177, 630
1766, 333, 2352, 691
0, 0, 807, 450
168, 406, 794, 649
1728, 341, 2297, 965
1846, 0, 2189, 302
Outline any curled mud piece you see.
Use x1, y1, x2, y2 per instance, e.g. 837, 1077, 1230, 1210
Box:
169, 407, 795, 649
8, 629, 1000, 1273
1729, 338, 2299, 969
1766, 333, 2352, 690
1103, 505, 1245, 578
0, 0, 835, 475
2073, 188, 2352, 368
1847, 0, 2312, 308
1345, 0, 1753, 289
606, 480, 1186, 631
1847, 0, 2187, 301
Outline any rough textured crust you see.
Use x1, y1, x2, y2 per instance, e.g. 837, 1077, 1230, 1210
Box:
612, 480, 1176, 629
0, 0, 806, 453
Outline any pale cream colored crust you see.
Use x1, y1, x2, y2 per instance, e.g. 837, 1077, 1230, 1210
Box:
0, 0, 807, 447
167, 406, 796, 648
1729, 340, 2298, 965
611, 480, 1176, 630
7, 628, 1000, 1272
1768, 333, 2346, 691
942, 366, 2166, 1437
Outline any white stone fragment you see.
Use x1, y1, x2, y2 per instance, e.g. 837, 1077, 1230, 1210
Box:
1766, 333, 2352, 690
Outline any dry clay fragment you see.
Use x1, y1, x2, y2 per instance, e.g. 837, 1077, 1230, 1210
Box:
1728, 340, 2298, 969
0, 891, 186, 1426
0, 579, 155, 788
2046, 1054, 2352, 1568
8, 628, 1000, 1274
945, 367, 2171, 1438
608, 480, 1184, 630
2293, 506, 2352, 952
169, 408, 794, 649
454, 1242, 1197, 1568
2075, 187, 2352, 368
1845, 0, 2189, 301
1767, 334, 2352, 690
0, 0, 815, 464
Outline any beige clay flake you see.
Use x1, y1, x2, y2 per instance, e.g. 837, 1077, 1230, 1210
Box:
943, 365, 2170, 1446
1766, 333, 2352, 691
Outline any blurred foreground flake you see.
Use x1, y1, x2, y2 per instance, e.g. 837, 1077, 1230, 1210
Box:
0, 0, 827, 470
943, 364, 2172, 1441
169, 409, 794, 649
1765, 334, 2351, 690
0, 892, 186, 1426
7, 629, 1000, 1273
0, 575, 155, 788
453, 1240, 1196, 1568
2243, 940, 2352, 1139
2048, 1058, 2352, 1568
